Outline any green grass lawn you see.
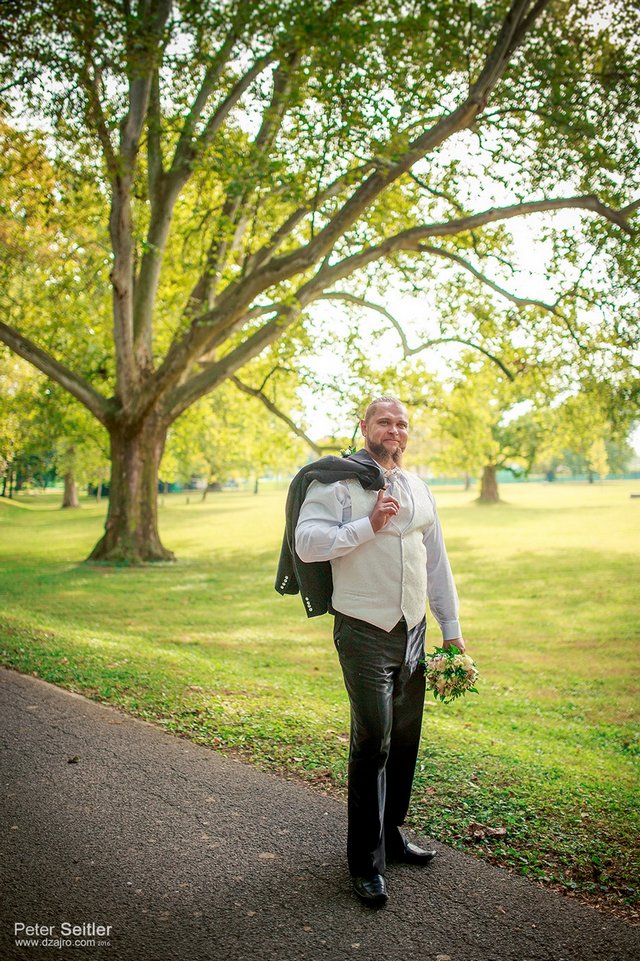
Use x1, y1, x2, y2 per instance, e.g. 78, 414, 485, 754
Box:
1, 481, 638, 917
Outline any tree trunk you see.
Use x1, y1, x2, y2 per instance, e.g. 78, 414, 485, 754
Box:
62, 470, 80, 508
87, 416, 175, 563
464, 472, 472, 491
477, 464, 500, 503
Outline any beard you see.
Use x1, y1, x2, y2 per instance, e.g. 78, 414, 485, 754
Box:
367, 439, 404, 465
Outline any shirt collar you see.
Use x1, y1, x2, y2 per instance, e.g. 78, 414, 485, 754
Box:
349, 448, 404, 480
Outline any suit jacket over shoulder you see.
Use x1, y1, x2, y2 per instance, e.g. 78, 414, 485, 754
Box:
274, 451, 385, 618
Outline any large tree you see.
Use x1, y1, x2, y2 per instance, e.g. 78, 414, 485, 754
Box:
0, 0, 638, 561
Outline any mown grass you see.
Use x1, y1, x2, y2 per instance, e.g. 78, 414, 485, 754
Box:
0, 482, 638, 918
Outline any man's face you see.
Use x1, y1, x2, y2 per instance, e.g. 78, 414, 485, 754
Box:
361, 402, 409, 465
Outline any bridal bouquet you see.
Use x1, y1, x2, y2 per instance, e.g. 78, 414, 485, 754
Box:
423, 646, 479, 704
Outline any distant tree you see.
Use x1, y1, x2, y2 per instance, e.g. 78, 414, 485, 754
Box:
586, 437, 609, 483
0, 354, 49, 497
0, 354, 110, 503
604, 438, 635, 476
425, 356, 547, 501
545, 376, 638, 482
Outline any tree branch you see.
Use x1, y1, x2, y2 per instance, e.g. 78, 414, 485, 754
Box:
129, 2, 635, 427
185, 51, 302, 320
293, 193, 640, 299
133, 45, 289, 363
243, 161, 374, 275
164, 307, 302, 422
168, 1, 369, 183
170, 51, 277, 182
73, 2, 119, 178
407, 173, 467, 215
134, 3, 372, 364
137, 0, 545, 415
231, 0, 552, 295
130, 28, 242, 349
147, 67, 164, 199
0, 321, 113, 425
145, 186, 635, 425
468, 0, 552, 108
168, 31, 238, 175
233, 51, 302, 262
132, 64, 167, 357
141, 162, 372, 409
80, 62, 118, 178
110, 0, 173, 399
413, 194, 639, 239
418, 244, 587, 347
419, 244, 555, 309
230, 375, 335, 455
313, 292, 516, 379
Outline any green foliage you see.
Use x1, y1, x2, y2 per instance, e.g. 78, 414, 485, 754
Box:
425, 356, 542, 481
1, 0, 639, 560
162, 370, 308, 486
2, 1, 638, 370
0, 351, 109, 497
540, 375, 638, 480
586, 437, 609, 481
0, 120, 114, 386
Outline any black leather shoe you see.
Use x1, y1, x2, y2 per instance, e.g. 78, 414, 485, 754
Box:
352, 873, 388, 906
388, 841, 437, 865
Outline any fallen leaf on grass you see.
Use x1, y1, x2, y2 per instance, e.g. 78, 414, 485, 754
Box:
467, 821, 507, 840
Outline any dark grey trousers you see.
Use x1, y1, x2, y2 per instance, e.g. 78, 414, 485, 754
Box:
333, 611, 426, 878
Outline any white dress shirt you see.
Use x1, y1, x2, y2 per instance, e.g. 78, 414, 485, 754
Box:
295, 468, 461, 640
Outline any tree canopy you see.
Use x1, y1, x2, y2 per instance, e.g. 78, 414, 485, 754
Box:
0, 0, 638, 560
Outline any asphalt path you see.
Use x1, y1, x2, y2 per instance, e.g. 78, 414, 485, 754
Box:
1, 667, 638, 961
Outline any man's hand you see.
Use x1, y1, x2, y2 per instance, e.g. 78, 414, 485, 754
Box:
444, 637, 466, 654
370, 486, 400, 532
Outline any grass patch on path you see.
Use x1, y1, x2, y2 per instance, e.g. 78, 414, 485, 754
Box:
1, 482, 638, 919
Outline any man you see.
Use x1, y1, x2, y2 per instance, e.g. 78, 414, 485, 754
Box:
294, 396, 464, 906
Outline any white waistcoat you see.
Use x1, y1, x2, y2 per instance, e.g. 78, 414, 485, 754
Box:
331, 474, 435, 631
